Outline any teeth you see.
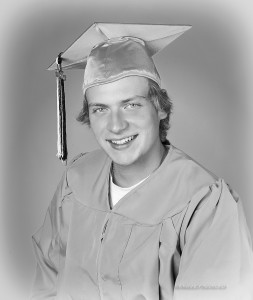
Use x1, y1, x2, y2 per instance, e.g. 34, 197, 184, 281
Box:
110, 135, 135, 145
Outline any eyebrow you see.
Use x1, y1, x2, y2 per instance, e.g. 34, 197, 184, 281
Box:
122, 95, 147, 103
88, 95, 147, 108
88, 103, 108, 108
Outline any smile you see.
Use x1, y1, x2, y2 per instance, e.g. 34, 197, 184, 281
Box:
108, 135, 137, 145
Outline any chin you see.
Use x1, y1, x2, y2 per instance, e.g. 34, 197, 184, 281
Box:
110, 156, 136, 166
108, 151, 138, 166
99, 140, 142, 166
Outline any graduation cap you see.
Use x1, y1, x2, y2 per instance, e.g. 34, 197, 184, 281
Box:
48, 22, 191, 163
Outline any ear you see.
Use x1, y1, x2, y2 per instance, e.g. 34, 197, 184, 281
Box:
158, 109, 167, 120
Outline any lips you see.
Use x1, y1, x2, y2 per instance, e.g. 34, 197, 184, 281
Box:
107, 135, 138, 146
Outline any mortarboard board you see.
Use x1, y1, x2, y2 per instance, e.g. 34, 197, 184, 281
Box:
48, 22, 191, 163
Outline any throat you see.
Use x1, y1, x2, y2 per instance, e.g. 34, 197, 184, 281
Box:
111, 144, 167, 188
111, 163, 146, 188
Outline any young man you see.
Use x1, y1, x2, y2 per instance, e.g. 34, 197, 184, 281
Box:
32, 23, 253, 299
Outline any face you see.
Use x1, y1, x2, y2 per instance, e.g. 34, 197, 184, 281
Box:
86, 76, 167, 168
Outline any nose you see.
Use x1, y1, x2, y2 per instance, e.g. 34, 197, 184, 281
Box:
107, 110, 128, 133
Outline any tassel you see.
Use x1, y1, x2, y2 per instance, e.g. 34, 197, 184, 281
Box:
55, 53, 68, 164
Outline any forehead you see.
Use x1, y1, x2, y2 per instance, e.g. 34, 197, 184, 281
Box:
85, 76, 150, 103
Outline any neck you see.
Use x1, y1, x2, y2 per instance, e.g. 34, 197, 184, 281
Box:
112, 143, 167, 188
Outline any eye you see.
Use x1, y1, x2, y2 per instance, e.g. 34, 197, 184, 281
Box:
91, 107, 107, 114
124, 103, 141, 109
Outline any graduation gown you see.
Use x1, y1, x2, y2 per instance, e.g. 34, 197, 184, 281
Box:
31, 145, 253, 300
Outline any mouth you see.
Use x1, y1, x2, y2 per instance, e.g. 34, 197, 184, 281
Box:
107, 134, 138, 147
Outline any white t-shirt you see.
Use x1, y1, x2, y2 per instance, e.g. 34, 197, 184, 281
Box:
110, 174, 148, 207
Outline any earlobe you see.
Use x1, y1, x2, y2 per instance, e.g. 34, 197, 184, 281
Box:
158, 110, 167, 120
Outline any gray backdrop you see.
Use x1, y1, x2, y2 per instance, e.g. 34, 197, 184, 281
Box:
1, 0, 253, 299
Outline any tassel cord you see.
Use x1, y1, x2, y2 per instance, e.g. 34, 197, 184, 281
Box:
55, 53, 68, 164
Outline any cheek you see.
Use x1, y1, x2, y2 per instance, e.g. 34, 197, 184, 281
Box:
90, 118, 105, 137
130, 107, 158, 125
141, 112, 161, 130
